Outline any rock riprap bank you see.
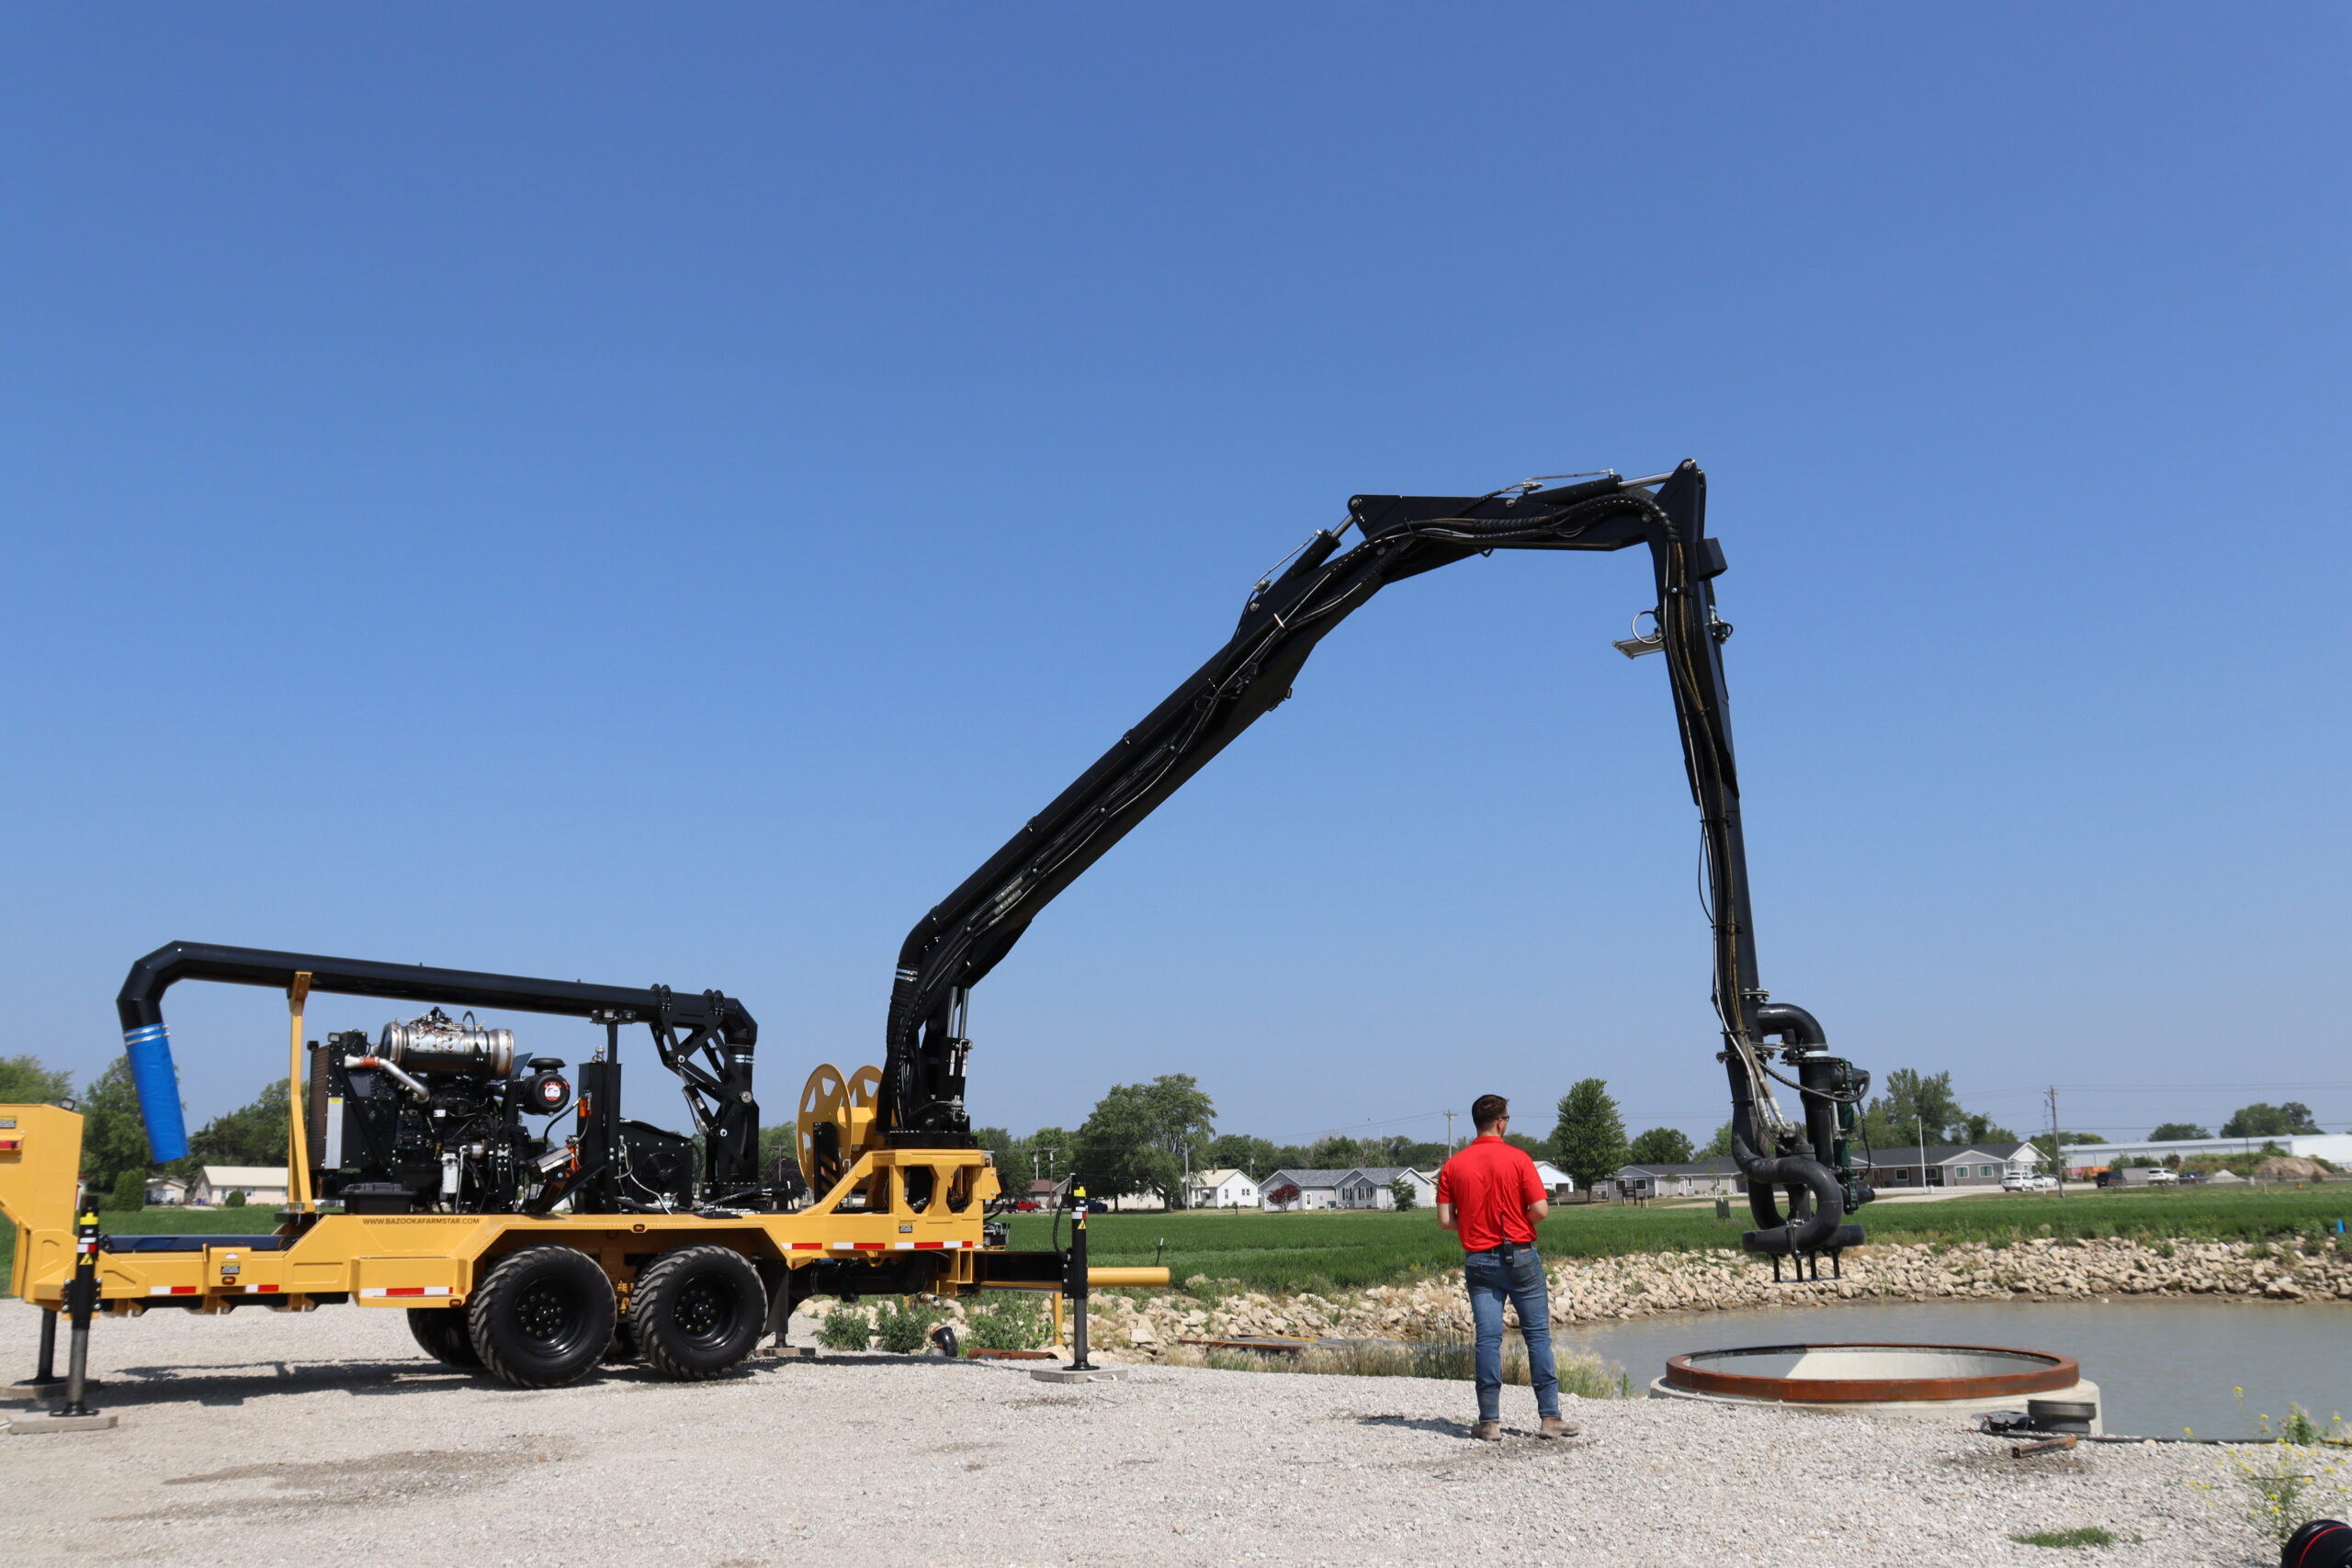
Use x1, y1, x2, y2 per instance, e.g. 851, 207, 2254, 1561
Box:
1060, 1236, 2352, 1355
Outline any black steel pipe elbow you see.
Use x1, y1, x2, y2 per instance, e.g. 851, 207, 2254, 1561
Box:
1753, 1000, 1826, 1049
1733, 1134, 1846, 1255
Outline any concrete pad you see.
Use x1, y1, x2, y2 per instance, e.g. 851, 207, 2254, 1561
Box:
752, 1344, 816, 1359
1030, 1364, 1129, 1383
7, 1412, 118, 1434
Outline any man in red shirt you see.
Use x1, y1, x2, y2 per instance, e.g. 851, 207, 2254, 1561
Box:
1436, 1093, 1575, 1440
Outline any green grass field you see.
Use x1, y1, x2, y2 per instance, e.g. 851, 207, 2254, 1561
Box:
7, 1189, 2346, 1299
1008, 1186, 2352, 1296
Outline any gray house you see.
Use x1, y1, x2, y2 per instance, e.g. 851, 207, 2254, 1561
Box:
1863, 1142, 2044, 1190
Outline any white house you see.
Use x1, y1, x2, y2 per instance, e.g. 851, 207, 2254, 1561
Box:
144, 1174, 189, 1206
1615, 1157, 1743, 1199
1183, 1168, 1261, 1209
1532, 1161, 1577, 1201
189, 1166, 289, 1208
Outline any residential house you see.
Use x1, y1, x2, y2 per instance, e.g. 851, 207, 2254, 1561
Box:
1261, 1169, 1347, 1212
1532, 1160, 1577, 1201
189, 1166, 289, 1208
144, 1175, 189, 1207
1183, 1168, 1261, 1209
1615, 1156, 1744, 1200
1862, 1142, 2043, 1190
1335, 1167, 1435, 1210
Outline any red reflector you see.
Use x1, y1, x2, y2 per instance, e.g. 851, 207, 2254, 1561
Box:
386, 1286, 427, 1296
852, 1242, 885, 1250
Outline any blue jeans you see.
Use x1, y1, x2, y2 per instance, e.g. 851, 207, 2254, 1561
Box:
1464, 1246, 1559, 1422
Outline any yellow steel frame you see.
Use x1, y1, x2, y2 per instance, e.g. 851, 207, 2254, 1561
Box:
0, 1103, 1159, 1317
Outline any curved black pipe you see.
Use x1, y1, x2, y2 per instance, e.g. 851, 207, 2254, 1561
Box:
1753, 1000, 1826, 1048
1733, 1134, 1845, 1255
114, 942, 756, 1165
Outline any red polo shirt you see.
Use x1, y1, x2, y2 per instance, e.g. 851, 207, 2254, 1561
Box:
1437, 1135, 1546, 1253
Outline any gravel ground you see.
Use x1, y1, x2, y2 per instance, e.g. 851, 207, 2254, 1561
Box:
0, 1299, 2273, 1567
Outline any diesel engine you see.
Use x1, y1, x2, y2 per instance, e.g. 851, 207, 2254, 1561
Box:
306, 1007, 695, 1214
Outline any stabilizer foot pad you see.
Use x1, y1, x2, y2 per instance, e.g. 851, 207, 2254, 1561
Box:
1031, 1365, 1129, 1383
9, 1413, 118, 1434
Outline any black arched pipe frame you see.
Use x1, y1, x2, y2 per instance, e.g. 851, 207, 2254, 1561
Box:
114, 941, 760, 1199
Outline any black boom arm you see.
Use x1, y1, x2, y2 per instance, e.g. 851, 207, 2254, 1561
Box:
883, 463, 1871, 1256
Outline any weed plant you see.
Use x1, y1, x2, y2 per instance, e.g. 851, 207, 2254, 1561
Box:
816, 1303, 873, 1351
871, 1297, 937, 1354
964, 1294, 1051, 1351
2009, 1527, 2123, 1548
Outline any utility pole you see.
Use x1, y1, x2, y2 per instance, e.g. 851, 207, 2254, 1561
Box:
2046, 1086, 2064, 1199
1443, 1110, 1459, 1155
1917, 1115, 1927, 1192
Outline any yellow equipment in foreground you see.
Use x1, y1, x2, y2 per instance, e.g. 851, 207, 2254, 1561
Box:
2, 1084, 1159, 1390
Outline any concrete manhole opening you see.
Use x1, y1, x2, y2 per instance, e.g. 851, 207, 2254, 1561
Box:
1650, 1343, 2099, 1428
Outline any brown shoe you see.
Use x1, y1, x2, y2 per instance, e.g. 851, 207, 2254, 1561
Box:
1471, 1421, 1504, 1441
1537, 1416, 1581, 1439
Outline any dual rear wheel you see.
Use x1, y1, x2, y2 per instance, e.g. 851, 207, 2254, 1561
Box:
404, 1243, 767, 1388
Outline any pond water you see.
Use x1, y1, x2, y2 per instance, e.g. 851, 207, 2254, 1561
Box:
1565, 1299, 2352, 1438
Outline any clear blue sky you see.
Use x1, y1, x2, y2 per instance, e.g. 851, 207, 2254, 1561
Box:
5, 6, 2346, 1152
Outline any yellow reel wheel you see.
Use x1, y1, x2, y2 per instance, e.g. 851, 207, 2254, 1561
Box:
797, 1064, 848, 1199
844, 1065, 883, 1157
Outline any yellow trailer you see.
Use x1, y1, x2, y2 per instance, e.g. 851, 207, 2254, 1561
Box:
4, 1100, 1157, 1389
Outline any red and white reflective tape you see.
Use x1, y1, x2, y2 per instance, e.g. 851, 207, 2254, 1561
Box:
243, 1284, 282, 1294
818, 1238, 970, 1251
148, 1285, 198, 1295
359, 1285, 453, 1299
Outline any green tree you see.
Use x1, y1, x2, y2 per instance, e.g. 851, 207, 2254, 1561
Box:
1701, 1121, 1736, 1158
1203, 1134, 1280, 1181
189, 1079, 294, 1168
103, 1168, 148, 1213
0, 1054, 74, 1106
2222, 1102, 2323, 1138
1549, 1078, 1627, 1201
1857, 1067, 1967, 1148
1388, 1175, 1419, 1212
970, 1125, 1022, 1186
1307, 1134, 1366, 1168
1072, 1076, 1216, 1206
1502, 1131, 1549, 1159
1626, 1127, 1693, 1166
1020, 1126, 1075, 1186
1951, 1111, 2018, 1145
2149, 1122, 2210, 1141
78, 1059, 155, 1182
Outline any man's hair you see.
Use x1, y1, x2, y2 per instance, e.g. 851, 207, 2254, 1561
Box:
1471, 1094, 1510, 1131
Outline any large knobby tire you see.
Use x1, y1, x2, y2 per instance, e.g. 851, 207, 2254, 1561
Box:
468, 1246, 616, 1389
628, 1245, 767, 1381
407, 1306, 483, 1369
